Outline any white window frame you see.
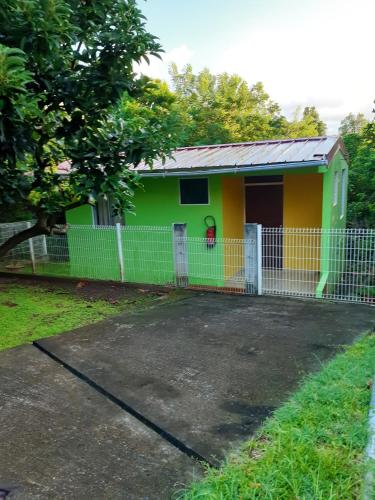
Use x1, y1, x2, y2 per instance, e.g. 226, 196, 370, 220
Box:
333, 171, 339, 206
340, 168, 347, 218
94, 195, 124, 226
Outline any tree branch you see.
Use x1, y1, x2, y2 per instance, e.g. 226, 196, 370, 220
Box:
0, 222, 48, 260
0, 219, 68, 259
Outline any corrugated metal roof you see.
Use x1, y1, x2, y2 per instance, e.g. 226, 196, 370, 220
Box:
57, 136, 343, 176
136, 136, 341, 174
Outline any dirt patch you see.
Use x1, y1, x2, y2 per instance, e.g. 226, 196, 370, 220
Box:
1, 300, 17, 308
0, 274, 174, 304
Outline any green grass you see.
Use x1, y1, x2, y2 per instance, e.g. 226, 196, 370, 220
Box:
181, 333, 375, 500
0, 284, 163, 351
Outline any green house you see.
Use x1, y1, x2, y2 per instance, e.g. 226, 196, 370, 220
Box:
65, 136, 349, 295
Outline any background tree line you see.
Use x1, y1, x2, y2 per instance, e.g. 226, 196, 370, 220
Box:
167, 64, 327, 146
339, 112, 375, 227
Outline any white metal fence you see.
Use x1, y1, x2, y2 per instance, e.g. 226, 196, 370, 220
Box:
0, 221, 48, 270
0, 222, 374, 304
262, 227, 375, 303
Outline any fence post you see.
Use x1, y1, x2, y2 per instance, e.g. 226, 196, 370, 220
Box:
41, 235, 48, 259
115, 222, 125, 282
244, 223, 262, 295
173, 223, 188, 287
257, 224, 263, 295
26, 221, 36, 274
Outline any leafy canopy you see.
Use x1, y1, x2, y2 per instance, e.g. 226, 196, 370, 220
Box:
343, 114, 375, 228
339, 112, 368, 136
0, 0, 182, 252
169, 64, 327, 146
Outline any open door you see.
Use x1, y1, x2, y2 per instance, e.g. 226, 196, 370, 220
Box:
245, 176, 283, 268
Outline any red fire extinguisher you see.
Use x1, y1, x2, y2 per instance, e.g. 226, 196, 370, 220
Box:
204, 215, 216, 249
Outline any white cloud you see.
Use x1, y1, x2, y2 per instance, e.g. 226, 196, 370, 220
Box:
137, 1, 374, 134
210, 20, 374, 133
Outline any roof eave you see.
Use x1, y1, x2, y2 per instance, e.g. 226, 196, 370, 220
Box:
138, 160, 328, 178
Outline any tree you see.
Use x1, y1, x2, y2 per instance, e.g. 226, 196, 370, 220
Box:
277, 106, 327, 138
302, 106, 327, 136
344, 118, 375, 227
169, 64, 284, 145
169, 64, 327, 145
339, 112, 368, 135
0, 0, 177, 257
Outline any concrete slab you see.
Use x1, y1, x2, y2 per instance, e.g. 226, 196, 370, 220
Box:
0, 345, 200, 499
39, 294, 375, 462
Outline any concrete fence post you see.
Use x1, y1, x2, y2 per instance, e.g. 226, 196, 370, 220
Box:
244, 223, 262, 295
115, 222, 125, 282
173, 223, 188, 287
257, 224, 263, 295
26, 221, 36, 274
41, 235, 48, 259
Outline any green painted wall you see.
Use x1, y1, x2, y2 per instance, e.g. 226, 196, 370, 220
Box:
66, 204, 93, 226
126, 176, 223, 237
65, 205, 122, 281
322, 150, 348, 230
66, 175, 226, 286
317, 151, 349, 296
67, 225, 120, 281
127, 176, 225, 286
65, 160, 349, 292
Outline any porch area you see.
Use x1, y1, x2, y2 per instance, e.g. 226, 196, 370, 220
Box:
221, 170, 325, 296
225, 268, 319, 297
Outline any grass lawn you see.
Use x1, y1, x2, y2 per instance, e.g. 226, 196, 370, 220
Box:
181, 333, 375, 500
0, 280, 177, 351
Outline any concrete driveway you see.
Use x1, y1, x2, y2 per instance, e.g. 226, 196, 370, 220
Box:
0, 293, 374, 499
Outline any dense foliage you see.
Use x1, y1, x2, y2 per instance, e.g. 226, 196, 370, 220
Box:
339, 112, 368, 136
0, 0, 181, 255
169, 64, 326, 146
342, 112, 375, 227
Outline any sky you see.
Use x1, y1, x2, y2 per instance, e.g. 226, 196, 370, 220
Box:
137, 0, 375, 134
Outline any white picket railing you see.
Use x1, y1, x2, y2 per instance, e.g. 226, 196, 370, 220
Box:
0, 222, 374, 304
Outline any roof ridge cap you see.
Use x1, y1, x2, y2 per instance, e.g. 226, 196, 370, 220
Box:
176, 136, 336, 151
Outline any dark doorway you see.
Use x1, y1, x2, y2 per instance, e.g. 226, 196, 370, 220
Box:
245, 176, 283, 268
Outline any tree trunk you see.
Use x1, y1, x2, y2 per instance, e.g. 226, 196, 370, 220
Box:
0, 219, 67, 259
